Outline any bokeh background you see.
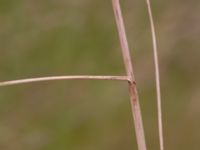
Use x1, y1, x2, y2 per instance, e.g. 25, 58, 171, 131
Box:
0, 0, 200, 150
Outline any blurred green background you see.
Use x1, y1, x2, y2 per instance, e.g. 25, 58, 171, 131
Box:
0, 0, 200, 150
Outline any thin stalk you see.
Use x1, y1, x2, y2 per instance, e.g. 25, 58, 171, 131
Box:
112, 0, 147, 150
145, 0, 164, 150
0, 75, 128, 87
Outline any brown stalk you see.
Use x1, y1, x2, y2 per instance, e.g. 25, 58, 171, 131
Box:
112, 0, 147, 150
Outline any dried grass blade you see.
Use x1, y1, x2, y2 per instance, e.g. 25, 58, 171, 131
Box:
145, 0, 164, 150
0, 75, 128, 87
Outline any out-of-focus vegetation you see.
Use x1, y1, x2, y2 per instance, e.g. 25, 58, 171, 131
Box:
0, 0, 200, 150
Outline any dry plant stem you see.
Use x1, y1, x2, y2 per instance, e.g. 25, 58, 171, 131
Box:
145, 0, 164, 150
0, 75, 128, 87
112, 0, 147, 150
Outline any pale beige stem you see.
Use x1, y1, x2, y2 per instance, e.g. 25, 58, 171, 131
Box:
112, 0, 147, 150
145, 0, 164, 150
0, 75, 128, 87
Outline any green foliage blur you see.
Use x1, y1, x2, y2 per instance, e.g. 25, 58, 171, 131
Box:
0, 0, 200, 150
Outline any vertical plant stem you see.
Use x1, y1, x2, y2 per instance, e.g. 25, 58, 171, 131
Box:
112, 0, 147, 150
145, 0, 164, 150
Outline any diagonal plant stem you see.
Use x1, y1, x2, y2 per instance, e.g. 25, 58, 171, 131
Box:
0, 75, 128, 87
145, 0, 164, 150
112, 0, 147, 150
